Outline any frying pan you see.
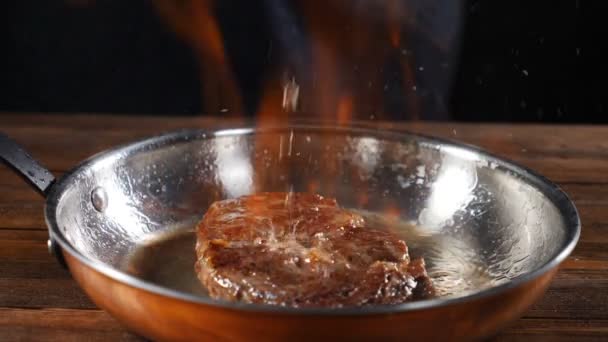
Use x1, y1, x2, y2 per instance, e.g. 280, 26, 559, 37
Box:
0, 124, 580, 341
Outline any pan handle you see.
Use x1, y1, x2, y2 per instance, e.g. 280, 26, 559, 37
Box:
0, 133, 66, 268
0, 133, 55, 195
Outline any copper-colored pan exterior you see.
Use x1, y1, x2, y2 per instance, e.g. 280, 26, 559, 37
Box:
66, 252, 557, 341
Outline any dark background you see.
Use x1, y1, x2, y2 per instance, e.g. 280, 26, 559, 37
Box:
0, 1, 596, 122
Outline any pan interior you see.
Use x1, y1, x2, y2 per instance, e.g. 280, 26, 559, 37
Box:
51, 127, 572, 303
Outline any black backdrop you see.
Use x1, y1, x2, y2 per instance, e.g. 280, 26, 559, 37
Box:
0, 1, 597, 122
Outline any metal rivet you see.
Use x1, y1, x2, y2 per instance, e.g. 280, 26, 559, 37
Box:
91, 187, 108, 212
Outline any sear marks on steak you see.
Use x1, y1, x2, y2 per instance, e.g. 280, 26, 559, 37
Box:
195, 192, 434, 308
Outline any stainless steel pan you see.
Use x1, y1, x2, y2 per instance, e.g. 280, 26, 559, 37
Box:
0, 124, 580, 341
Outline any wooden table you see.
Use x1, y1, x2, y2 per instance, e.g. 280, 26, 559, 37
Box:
0, 113, 606, 341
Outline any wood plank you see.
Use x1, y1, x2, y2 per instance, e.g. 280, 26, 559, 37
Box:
526, 269, 608, 320
2, 120, 608, 182
0, 229, 51, 260
0, 112, 242, 131
0, 127, 159, 172
525, 286, 608, 320
563, 183, 608, 205
0, 169, 63, 202
0, 230, 97, 309
0, 278, 95, 309
2, 113, 605, 151
0, 308, 142, 341
0, 260, 69, 280
495, 318, 608, 341
1, 112, 606, 146
0, 201, 46, 230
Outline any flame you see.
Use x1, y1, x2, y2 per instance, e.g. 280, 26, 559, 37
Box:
336, 95, 353, 125
356, 192, 369, 208
295, 0, 423, 121
383, 204, 402, 220
307, 180, 320, 194
256, 77, 290, 126
153, 0, 242, 115
67, 0, 439, 122
147, 0, 438, 202
296, 1, 360, 121
150, 0, 425, 122
387, 0, 403, 48
386, 0, 420, 120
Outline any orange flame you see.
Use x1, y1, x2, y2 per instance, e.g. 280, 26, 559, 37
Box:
336, 95, 353, 125
153, 0, 242, 115
150, 1, 427, 203
152, 0, 423, 122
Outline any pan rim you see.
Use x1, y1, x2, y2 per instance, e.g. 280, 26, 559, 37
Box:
44, 121, 581, 316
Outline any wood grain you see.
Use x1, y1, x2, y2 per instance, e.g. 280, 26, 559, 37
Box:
1, 114, 608, 183
0, 308, 142, 341
0, 114, 606, 340
493, 319, 608, 341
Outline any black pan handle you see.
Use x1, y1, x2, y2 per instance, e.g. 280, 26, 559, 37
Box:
0, 133, 66, 267
0, 133, 55, 195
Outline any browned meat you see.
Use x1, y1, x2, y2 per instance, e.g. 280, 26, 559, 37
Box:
195, 192, 434, 307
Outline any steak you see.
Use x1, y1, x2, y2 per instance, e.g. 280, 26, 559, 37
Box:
195, 192, 434, 307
